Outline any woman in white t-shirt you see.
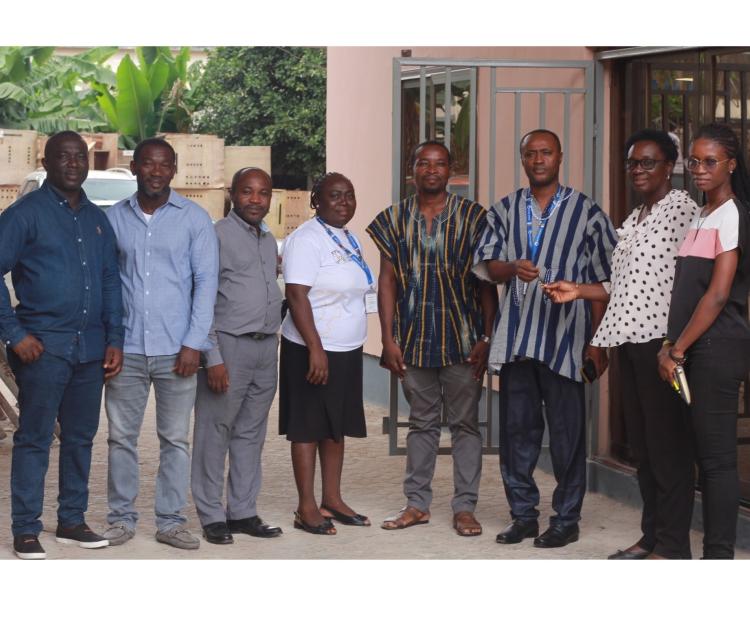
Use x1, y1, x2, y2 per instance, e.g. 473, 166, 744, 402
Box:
279, 172, 372, 535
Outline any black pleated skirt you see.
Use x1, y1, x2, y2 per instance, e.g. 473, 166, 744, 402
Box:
279, 337, 367, 442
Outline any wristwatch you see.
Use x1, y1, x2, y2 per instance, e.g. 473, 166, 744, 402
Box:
479, 335, 491, 344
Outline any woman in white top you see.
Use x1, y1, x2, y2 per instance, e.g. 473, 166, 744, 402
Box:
279, 172, 371, 535
544, 129, 699, 559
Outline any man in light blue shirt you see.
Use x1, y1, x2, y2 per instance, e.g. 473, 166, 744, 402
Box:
103, 137, 219, 550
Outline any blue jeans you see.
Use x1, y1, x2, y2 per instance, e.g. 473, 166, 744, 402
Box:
9, 350, 104, 537
105, 353, 197, 532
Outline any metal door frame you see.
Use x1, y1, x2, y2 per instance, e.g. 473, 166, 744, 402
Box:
388, 57, 599, 456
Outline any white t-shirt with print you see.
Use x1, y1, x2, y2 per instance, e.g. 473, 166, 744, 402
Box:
281, 217, 370, 352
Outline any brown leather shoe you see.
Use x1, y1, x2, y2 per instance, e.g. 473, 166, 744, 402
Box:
381, 506, 430, 530
453, 511, 482, 536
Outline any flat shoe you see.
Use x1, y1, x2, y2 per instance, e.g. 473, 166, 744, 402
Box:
496, 519, 539, 544
227, 516, 282, 538
381, 506, 430, 530
453, 511, 482, 536
533, 523, 579, 548
293, 511, 336, 535
608, 547, 650, 560
320, 505, 371, 526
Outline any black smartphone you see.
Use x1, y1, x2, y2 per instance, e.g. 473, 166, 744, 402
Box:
580, 357, 598, 383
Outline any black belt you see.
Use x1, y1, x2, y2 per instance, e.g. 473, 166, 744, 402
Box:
243, 332, 274, 340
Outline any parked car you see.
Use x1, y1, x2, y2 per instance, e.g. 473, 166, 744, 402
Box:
17, 168, 137, 210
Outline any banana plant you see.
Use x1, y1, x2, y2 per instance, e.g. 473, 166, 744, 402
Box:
94, 46, 193, 148
0, 46, 116, 132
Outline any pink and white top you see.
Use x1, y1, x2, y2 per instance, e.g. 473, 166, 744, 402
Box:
667, 198, 750, 343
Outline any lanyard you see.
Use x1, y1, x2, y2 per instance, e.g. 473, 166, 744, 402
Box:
315, 216, 373, 286
525, 185, 564, 263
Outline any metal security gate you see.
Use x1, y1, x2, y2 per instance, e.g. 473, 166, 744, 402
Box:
386, 57, 598, 455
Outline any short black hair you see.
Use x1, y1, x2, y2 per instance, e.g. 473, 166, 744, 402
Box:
133, 137, 176, 163
624, 128, 678, 163
44, 130, 86, 159
230, 167, 272, 193
519, 129, 562, 153
310, 172, 353, 210
410, 140, 452, 167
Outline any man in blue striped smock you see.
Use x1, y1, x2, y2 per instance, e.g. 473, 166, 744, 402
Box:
367, 141, 498, 536
474, 129, 616, 548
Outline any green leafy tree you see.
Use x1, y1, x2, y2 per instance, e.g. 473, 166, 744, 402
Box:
191, 47, 326, 187
0, 46, 116, 132
94, 47, 193, 148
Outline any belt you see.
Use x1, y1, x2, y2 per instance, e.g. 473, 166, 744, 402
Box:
243, 332, 274, 340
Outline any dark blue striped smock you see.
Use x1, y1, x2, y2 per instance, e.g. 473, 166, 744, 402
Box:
473, 186, 617, 381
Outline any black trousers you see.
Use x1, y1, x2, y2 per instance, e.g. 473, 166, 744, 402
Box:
498, 360, 586, 527
618, 339, 695, 559
687, 337, 750, 559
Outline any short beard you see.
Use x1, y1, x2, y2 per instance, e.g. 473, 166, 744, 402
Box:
418, 184, 448, 196
140, 184, 171, 199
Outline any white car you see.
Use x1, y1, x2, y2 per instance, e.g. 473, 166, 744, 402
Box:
17, 168, 137, 210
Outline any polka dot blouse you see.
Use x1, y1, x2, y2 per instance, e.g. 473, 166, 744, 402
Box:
591, 189, 700, 347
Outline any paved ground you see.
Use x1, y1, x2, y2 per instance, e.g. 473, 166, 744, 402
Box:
1, 391, 747, 561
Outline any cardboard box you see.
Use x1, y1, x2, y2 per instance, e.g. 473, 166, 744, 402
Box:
261, 190, 313, 239
282, 190, 313, 237
0, 185, 20, 214
0, 129, 38, 185
177, 188, 227, 221
263, 189, 286, 238
162, 133, 224, 189
223, 146, 271, 186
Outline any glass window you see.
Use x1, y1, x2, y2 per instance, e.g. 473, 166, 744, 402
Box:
399, 67, 475, 200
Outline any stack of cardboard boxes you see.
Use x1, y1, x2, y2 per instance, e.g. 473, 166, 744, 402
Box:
0, 129, 37, 213
1, 128, 312, 239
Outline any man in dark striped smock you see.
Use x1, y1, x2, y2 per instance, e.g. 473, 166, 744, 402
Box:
474, 129, 616, 549
367, 141, 498, 536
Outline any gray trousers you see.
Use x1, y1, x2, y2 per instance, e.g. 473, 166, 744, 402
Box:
401, 363, 482, 514
191, 333, 278, 526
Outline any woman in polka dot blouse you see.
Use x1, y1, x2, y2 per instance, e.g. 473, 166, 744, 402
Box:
544, 129, 699, 559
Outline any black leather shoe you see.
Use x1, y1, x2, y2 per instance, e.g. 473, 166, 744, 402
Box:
533, 523, 580, 548
202, 522, 233, 545
608, 546, 651, 560
227, 515, 283, 538
495, 519, 539, 544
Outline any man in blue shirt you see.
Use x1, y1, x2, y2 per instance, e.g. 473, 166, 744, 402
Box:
0, 131, 124, 560
103, 137, 219, 550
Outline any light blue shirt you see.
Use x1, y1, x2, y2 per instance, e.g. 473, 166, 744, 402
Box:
106, 189, 219, 356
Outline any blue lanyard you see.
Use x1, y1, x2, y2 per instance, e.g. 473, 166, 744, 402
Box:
525, 185, 564, 263
315, 216, 373, 286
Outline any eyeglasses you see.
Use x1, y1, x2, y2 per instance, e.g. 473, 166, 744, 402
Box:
625, 158, 664, 171
686, 157, 730, 172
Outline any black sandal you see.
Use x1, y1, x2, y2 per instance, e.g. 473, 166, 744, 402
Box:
320, 505, 371, 526
293, 511, 337, 535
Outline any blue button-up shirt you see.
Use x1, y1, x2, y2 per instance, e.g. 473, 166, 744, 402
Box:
106, 190, 219, 356
0, 181, 124, 363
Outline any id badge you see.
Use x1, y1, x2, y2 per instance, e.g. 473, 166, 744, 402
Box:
364, 289, 378, 314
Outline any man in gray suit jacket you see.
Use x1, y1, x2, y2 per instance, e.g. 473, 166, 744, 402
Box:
190, 167, 283, 544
